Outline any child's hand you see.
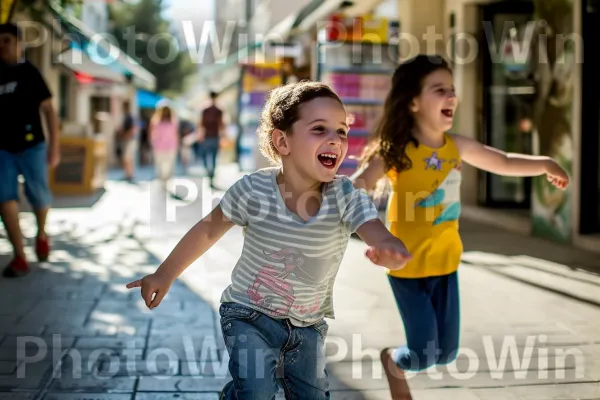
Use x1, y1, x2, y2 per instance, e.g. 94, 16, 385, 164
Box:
126, 272, 174, 310
545, 160, 569, 190
365, 241, 412, 270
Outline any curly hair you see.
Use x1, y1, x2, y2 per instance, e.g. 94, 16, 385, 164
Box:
361, 55, 452, 173
257, 80, 344, 165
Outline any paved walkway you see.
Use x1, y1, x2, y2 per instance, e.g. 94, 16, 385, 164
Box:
1, 165, 600, 399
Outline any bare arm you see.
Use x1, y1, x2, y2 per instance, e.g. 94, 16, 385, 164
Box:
452, 134, 569, 188
156, 205, 233, 280
351, 156, 386, 191
127, 205, 235, 307
356, 219, 412, 270
40, 99, 60, 167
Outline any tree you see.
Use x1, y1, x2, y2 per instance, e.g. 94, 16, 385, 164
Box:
108, 0, 196, 95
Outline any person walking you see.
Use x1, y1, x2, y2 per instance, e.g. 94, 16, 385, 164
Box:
119, 101, 137, 182
197, 91, 224, 188
149, 105, 179, 186
0, 23, 61, 277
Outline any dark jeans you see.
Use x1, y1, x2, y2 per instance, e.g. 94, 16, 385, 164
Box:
388, 271, 460, 371
200, 137, 219, 180
219, 302, 330, 399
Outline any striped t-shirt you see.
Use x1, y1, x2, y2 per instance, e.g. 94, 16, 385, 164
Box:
219, 167, 379, 327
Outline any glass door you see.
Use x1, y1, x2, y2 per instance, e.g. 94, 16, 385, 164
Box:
479, 1, 535, 208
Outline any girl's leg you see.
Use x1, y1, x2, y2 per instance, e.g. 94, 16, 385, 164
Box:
430, 271, 460, 365
388, 275, 440, 370
382, 275, 439, 399
219, 302, 283, 400
280, 319, 329, 399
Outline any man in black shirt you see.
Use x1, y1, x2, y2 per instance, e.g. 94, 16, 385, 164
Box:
0, 23, 60, 277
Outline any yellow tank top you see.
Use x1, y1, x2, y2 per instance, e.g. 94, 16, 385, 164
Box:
386, 134, 463, 278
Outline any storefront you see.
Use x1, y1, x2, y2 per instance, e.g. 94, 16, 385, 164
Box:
424, 0, 595, 249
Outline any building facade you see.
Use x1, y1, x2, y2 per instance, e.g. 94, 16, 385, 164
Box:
394, 0, 596, 252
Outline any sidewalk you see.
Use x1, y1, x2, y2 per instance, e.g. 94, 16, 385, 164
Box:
1, 165, 600, 399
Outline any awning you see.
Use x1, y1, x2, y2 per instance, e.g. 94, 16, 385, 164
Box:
58, 46, 125, 83
137, 89, 166, 109
290, 0, 386, 36
47, 1, 156, 91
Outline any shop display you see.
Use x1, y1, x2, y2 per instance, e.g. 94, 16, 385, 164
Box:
238, 63, 283, 171
316, 13, 399, 179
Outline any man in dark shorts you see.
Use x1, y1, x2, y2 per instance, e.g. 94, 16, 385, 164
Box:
198, 91, 224, 188
0, 23, 61, 277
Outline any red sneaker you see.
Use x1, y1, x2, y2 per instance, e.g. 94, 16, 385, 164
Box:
2, 257, 30, 278
35, 236, 50, 262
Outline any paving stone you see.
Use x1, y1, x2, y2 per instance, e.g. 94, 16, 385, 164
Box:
137, 376, 231, 391
49, 376, 137, 391
44, 323, 105, 337
44, 394, 132, 400
0, 375, 43, 390
180, 360, 230, 377
135, 394, 219, 400
0, 322, 45, 336
96, 357, 179, 377
0, 335, 75, 349
0, 393, 36, 400
146, 335, 223, 361
330, 390, 411, 400
0, 362, 15, 375
508, 381, 600, 399
75, 337, 145, 351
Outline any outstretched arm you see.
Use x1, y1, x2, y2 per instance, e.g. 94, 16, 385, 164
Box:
452, 134, 569, 189
127, 205, 234, 308
356, 219, 412, 270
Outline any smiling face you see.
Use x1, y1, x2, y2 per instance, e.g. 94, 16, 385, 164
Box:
411, 69, 458, 133
275, 97, 349, 183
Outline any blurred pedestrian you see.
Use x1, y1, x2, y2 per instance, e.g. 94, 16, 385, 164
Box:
0, 23, 60, 277
197, 91, 224, 188
149, 104, 179, 185
118, 101, 137, 182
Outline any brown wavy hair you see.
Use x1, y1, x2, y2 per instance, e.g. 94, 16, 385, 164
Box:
361, 55, 452, 173
257, 80, 344, 165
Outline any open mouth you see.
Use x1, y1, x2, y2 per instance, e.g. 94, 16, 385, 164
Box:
317, 152, 338, 169
442, 109, 454, 118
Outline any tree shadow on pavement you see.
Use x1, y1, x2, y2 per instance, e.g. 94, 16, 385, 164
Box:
0, 210, 376, 398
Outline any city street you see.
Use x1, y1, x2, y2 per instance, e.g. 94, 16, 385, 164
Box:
1, 165, 600, 399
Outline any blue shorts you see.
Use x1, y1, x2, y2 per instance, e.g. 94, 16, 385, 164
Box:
0, 143, 52, 209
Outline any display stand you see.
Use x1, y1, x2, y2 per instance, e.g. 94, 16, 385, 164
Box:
49, 136, 107, 195
237, 63, 283, 171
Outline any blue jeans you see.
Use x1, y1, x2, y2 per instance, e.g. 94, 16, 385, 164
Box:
388, 271, 460, 371
219, 302, 330, 399
0, 143, 51, 209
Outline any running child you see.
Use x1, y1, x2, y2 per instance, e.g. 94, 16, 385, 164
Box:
352, 54, 569, 399
127, 81, 412, 399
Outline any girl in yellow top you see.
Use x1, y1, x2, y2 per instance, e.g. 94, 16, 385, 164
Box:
354, 55, 569, 398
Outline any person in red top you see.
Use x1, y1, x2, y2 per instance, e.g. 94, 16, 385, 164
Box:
197, 91, 224, 188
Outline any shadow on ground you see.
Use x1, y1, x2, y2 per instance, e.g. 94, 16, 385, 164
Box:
0, 183, 373, 399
